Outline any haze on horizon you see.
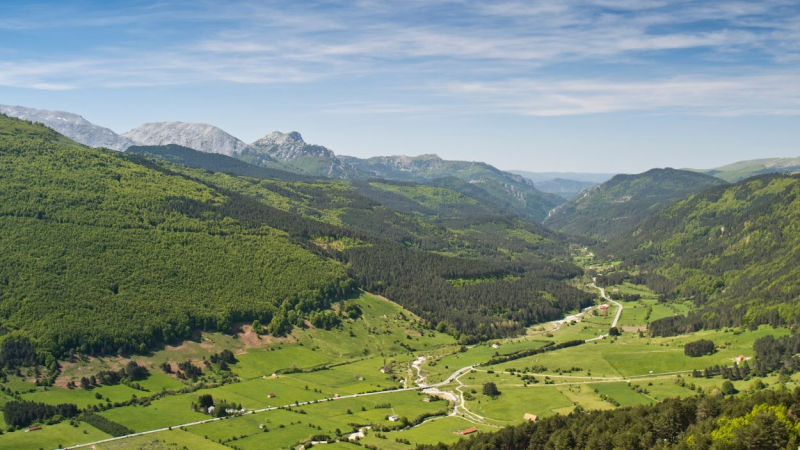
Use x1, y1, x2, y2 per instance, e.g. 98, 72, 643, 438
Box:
1, 0, 799, 173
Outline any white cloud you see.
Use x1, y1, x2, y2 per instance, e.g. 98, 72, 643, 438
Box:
0, 0, 798, 117
444, 73, 800, 116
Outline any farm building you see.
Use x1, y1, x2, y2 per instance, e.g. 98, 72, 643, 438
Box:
524, 413, 538, 421
460, 427, 479, 435
598, 304, 610, 310
267, 393, 276, 398
388, 414, 400, 422
27, 425, 42, 432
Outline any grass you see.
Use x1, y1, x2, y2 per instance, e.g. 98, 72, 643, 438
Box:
99, 394, 209, 432
180, 389, 446, 449
231, 347, 330, 379
0, 421, 110, 450
589, 382, 654, 407
94, 429, 229, 450
2, 286, 795, 450
360, 416, 496, 449
465, 386, 574, 423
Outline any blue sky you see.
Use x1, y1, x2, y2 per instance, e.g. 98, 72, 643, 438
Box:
1, 0, 799, 172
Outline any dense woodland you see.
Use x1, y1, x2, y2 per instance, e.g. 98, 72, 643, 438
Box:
0, 117, 352, 357
600, 174, 800, 331
0, 115, 591, 358
422, 388, 800, 450
344, 243, 593, 341
545, 168, 725, 239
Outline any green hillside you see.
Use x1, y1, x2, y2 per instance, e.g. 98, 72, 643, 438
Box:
691, 156, 800, 182
341, 154, 565, 221
132, 146, 592, 340
127, 144, 316, 182
0, 116, 353, 357
601, 173, 800, 331
544, 168, 726, 239
0, 115, 591, 360
130, 143, 573, 263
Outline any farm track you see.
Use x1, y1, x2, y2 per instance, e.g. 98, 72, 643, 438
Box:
62, 289, 626, 449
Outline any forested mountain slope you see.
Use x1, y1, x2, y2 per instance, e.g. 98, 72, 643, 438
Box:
544, 168, 726, 239
126, 144, 315, 182
601, 173, 800, 331
0, 115, 591, 360
341, 154, 564, 221
134, 146, 593, 340
130, 143, 571, 261
0, 115, 352, 357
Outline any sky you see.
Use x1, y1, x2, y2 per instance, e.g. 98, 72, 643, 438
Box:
1, 0, 799, 173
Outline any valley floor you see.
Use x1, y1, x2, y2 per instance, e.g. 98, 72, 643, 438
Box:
1, 289, 791, 450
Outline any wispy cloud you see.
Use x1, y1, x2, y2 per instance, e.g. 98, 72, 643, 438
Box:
444, 73, 800, 116
1, 0, 798, 117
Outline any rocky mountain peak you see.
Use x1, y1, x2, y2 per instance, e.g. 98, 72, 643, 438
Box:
122, 121, 253, 157
251, 131, 335, 161
254, 131, 305, 147
0, 104, 134, 151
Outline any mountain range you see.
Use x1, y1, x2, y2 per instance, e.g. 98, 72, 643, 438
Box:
0, 113, 592, 356
1, 104, 563, 221
2, 103, 797, 227
3, 102, 800, 450
0, 104, 134, 151
544, 168, 726, 239
600, 172, 800, 332
690, 156, 800, 182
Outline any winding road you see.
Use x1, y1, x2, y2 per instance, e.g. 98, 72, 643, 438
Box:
62, 285, 624, 449
586, 282, 623, 341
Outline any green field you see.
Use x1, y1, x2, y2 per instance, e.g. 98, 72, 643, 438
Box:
95, 430, 229, 450
0, 288, 794, 450
0, 421, 110, 450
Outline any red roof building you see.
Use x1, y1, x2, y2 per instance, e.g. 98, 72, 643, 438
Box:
460, 427, 478, 435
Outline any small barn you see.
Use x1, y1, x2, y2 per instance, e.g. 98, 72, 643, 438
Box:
460, 427, 478, 436
524, 413, 538, 422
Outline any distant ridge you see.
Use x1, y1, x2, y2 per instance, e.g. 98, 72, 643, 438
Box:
249, 131, 355, 179
0, 104, 134, 151
690, 156, 800, 182
123, 121, 258, 158
544, 168, 726, 239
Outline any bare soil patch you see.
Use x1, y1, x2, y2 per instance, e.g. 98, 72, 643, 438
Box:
235, 324, 291, 352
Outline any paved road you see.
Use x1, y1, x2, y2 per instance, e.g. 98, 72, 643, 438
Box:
586, 283, 623, 341
62, 361, 479, 450
62, 285, 622, 449
62, 385, 424, 449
